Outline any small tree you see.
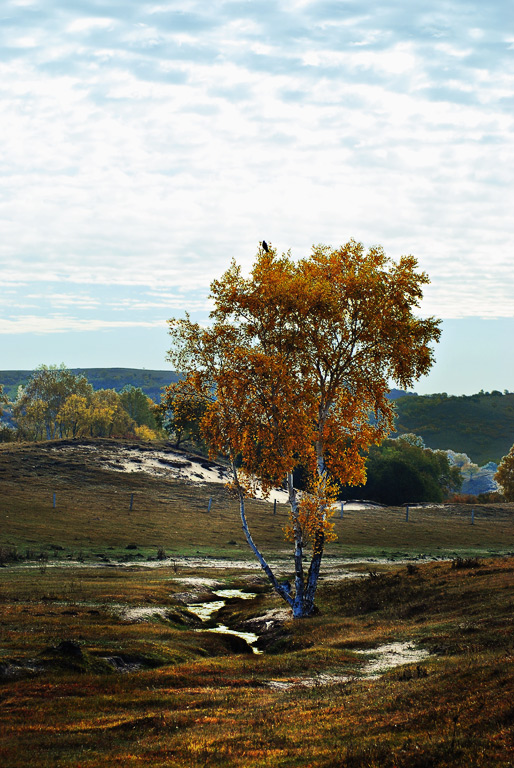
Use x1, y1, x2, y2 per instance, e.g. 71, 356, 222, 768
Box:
119, 386, 158, 429
167, 241, 440, 617
13, 365, 92, 440
157, 379, 207, 448
495, 445, 514, 501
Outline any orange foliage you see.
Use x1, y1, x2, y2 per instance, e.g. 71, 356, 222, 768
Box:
166, 240, 440, 613
168, 240, 440, 496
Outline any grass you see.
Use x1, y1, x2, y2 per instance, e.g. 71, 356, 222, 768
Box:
1, 439, 513, 563
1, 438, 514, 766
1, 558, 514, 766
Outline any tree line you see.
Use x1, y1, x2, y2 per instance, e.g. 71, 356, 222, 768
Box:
0, 364, 159, 442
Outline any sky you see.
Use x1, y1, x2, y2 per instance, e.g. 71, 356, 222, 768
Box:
1, 0, 513, 395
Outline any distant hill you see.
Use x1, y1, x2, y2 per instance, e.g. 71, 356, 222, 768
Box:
2, 369, 513, 465
0, 368, 180, 404
393, 391, 514, 465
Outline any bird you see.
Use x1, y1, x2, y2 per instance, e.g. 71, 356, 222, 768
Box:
262, 240, 269, 252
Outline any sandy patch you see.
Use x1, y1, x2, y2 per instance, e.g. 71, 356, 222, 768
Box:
357, 641, 431, 677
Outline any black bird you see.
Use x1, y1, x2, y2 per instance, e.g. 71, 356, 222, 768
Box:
262, 240, 269, 253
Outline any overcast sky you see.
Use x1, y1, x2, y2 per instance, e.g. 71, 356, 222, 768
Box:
1, 0, 513, 394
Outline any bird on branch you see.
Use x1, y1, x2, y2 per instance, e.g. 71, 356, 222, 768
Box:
262, 240, 269, 252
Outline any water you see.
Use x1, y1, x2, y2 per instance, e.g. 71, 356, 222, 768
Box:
188, 589, 262, 653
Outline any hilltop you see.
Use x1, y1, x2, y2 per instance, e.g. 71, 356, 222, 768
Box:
0, 368, 180, 403
393, 390, 514, 465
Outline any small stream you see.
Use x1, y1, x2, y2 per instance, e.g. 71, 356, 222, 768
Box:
187, 589, 262, 654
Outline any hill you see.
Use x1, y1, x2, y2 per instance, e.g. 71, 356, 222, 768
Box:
394, 390, 514, 465
0, 368, 180, 403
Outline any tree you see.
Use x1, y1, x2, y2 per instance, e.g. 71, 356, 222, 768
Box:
167, 240, 440, 617
495, 445, 514, 501
157, 379, 207, 448
88, 389, 135, 437
57, 394, 90, 438
119, 386, 158, 429
13, 365, 92, 440
343, 435, 461, 505
0, 384, 7, 418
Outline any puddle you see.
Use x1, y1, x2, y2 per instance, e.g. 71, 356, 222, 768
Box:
203, 625, 263, 653
186, 600, 226, 621
213, 588, 257, 600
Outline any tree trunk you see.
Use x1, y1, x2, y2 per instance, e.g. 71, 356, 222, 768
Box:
232, 463, 293, 608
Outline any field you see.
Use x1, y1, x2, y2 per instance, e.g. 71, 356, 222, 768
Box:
1, 440, 514, 767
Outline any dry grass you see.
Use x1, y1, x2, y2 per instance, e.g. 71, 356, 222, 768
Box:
1, 439, 513, 563
1, 439, 514, 766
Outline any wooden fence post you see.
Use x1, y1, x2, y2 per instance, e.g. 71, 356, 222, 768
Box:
340, 502, 344, 519
129, 493, 134, 511
405, 505, 409, 522
207, 497, 212, 513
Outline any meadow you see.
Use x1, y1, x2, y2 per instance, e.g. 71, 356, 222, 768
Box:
1, 439, 514, 767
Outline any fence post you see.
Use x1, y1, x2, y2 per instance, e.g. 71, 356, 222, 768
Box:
53, 492, 56, 509
207, 497, 212, 513
340, 501, 344, 519
129, 493, 134, 511
273, 499, 277, 516
405, 505, 409, 522
471, 508, 474, 525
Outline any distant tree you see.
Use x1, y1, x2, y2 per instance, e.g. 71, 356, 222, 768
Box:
0, 384, 7, 418
119, 385, 158, 429
57, 394, 90, 438
13, 365, 92, 440
341, 435, 461, 505
495, 445, 514, 501
88, 390, 135, 437
157, 379, 207, 448
167, 240, 440, 617
134, 424, 158, 441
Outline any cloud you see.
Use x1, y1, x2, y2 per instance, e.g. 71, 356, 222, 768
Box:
0, 0, 512, 336
0, 315, 165, 334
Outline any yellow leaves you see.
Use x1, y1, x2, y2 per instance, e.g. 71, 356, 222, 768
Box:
134, 425, 158, 442
284, 474, 339, 552
166, 238, 440, 510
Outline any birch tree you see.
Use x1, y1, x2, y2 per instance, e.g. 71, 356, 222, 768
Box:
167, 240, 440, 617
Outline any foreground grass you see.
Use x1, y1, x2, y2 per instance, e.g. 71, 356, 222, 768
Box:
1, 557, 514, 767
1, 439, 514, 766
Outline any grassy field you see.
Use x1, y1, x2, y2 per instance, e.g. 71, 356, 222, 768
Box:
1, 439, 514, 767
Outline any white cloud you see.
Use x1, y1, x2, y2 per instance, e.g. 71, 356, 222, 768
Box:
0, 315, 165, 334
0, 0, 513, 354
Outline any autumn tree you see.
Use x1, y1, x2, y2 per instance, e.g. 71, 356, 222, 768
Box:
119, 386, 158, 430
167, 241, 440, 617
157, 379, 207, 448
88, 389, 135, 437
13, 365, 92, 440
495, 445, 514, 501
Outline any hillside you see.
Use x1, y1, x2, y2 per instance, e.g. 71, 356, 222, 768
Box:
2, 369, 514, 465
0, 368, 180, 403
394, 390, 514, 465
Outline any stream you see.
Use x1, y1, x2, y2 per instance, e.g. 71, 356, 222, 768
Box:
186, 589, 262, 654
